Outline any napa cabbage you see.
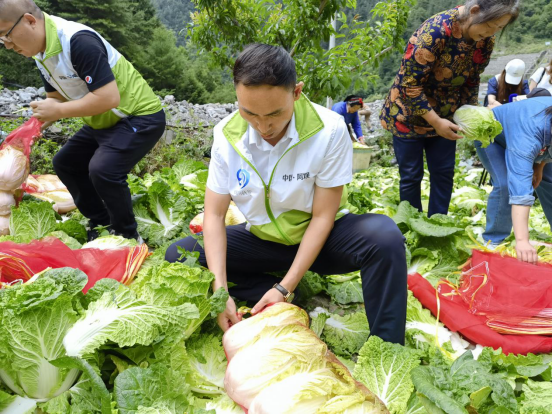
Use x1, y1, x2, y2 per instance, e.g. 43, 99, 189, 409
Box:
353, 336, 422, 414
453, 105, 502, 148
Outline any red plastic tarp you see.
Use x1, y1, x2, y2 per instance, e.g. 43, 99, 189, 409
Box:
0, 237, 149, 292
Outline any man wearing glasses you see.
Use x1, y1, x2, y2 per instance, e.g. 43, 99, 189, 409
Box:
0, 0, 165, 243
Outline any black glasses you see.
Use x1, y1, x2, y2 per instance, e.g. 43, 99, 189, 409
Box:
0, 14, 25, 44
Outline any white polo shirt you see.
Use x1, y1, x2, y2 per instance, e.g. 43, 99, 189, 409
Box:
206, 94, 354, 245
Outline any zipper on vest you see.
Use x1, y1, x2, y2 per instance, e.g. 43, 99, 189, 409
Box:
36, 59, 71, 100
234, 154, 292, 244
263, 141, 307, 245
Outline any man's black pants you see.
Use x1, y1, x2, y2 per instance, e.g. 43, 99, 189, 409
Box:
53, 110, 166, 237
165, 213, 408, 344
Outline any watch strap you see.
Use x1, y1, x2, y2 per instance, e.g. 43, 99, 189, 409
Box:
273, 283, 291, 300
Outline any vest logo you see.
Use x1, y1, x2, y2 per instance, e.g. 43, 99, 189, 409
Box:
237, 169, 250, 189
85, 76, 93, 84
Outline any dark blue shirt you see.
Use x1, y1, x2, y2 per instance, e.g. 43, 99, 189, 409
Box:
486, 75, 530, 105
332, 101, 363, 139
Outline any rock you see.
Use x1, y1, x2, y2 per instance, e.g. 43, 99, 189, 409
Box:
163, 129, 176, 144
17, 91, 34, 103
48, 125, 63, 134
24, 86, 38, 96
164, 95, 175, 105
37, 87, 46, 97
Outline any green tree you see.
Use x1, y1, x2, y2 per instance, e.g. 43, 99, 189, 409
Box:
151, 0, 195, 45
188, 0, 413, 103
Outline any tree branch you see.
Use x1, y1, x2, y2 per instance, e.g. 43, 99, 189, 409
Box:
352, 45, 393, 71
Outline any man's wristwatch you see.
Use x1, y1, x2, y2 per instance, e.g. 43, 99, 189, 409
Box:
273, 283, 294, 302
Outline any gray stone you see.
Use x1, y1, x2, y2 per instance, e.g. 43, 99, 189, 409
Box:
163, 129, 176, 144
37, 87, 46, 97
164, 95, 175, 105
17, 92, 34, 103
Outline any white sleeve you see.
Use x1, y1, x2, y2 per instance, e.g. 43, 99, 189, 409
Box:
206, 140, 230, 195
530, 67, 545, 84
315, 120, 353, 188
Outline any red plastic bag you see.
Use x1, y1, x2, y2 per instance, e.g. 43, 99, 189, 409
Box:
0, 117, 43, 158
0, 237, 150, 292
408, 272, 552, 355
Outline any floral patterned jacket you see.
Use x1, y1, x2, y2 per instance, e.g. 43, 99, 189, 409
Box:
380, 8, 494, 138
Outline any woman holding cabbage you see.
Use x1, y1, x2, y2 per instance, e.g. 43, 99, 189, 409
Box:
380, 0, 519, 216
465, 97, 552, 264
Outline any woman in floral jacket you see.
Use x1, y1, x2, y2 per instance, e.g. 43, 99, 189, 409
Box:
380, 0, 519, 216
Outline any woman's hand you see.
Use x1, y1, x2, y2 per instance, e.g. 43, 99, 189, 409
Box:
433, 118, 463, 141
358, 136, 366, 145
487, 101, 502, 110
217, 296, 240, 332
516, 240, 538, 264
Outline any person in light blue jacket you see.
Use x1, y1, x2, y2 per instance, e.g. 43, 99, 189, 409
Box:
475, 97, 552, 263
332, 95, 365, 144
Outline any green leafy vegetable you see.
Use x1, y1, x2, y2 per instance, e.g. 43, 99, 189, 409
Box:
453, 105, 503, 148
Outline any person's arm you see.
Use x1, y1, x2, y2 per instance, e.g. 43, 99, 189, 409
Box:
533, 161, 546, 189
529, 68, 544, 91
203, 137, 240, 330
351, 112, 364, 142
31, 81, 120, 122
397, 19, 461, 140
462, 37, 495, 107
203, 188, 240, 330
422, 109, 462, 140
30, 31, 121, 123
505, 143, 541, 263
512, 205, 537, 264
486, 77, 500, 108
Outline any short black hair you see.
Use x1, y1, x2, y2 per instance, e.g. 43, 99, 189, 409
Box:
233, 44, 297, 90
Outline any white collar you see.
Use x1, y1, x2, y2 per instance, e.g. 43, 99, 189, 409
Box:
247, 114, 299, 151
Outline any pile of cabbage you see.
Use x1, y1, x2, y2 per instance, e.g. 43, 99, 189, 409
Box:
222, 303, 387, 413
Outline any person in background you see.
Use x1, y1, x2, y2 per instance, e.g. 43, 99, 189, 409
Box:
474, 97, 552, 263
529, 59, 552, 95
485, 58, 529, 108
332, 95, 366, 145
380, 0, 519, 217
166, 44, 407, 345
0, 0, 166, 243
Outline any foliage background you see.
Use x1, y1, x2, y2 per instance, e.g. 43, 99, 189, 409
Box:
0, 0, 549, 102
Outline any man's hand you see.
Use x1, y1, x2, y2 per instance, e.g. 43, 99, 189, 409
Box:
434, 118, 463, 141
516, 240, 538, 264
217, 296, 240, 332
30, 98, 63, 123
533, 163, 545, 189
251, 288, 285, 315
